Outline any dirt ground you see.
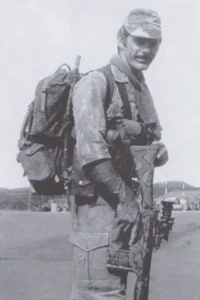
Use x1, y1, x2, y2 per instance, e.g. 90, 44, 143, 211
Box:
0, 210, 200, 300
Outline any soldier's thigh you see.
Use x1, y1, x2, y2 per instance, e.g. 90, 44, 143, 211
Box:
69, 199, 127, 299
70, 232, 127, 300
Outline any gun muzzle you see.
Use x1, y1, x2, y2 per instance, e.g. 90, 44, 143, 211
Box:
74, 55, 81, 71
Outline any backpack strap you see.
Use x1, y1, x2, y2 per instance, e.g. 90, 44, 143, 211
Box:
116, 83, 132, 120
98, 65, 132, 120
98, 65, 115, 111
40, 79, 48, 112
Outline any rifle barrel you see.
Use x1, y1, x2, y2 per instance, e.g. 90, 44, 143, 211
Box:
74, 55, 81, 71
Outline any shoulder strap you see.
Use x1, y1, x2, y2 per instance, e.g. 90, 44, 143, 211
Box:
98, 65, 132, 120
40, 79, 48, 112
98, 65, 114, 111
116, 83, 132, 120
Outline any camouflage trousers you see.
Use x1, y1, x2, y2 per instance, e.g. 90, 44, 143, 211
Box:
69, 196, 128, 300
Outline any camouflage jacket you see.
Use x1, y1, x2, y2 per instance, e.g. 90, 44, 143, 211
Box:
71, 62, 161, 196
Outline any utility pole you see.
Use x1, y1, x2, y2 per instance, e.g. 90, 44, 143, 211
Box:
165, 174, 168, 199
28, 188, 32, 211
182, 180, 185, 198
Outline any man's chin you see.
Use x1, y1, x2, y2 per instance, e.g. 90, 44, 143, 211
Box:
136, 60, 151, 70
140, 64, 150, 71
130, 63, 149, 71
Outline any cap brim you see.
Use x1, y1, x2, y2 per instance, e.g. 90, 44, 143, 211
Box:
126, 25, 162, 39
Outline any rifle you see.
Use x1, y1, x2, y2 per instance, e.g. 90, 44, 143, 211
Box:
130, 144, 174, 300
129, 144, 159, 300
106, 143, 174, 300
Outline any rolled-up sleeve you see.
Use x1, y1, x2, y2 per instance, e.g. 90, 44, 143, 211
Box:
72, 71, 111, 168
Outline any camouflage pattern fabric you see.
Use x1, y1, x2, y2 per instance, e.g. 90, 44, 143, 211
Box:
123, 8, 162, 39
72, 64, 149, 169
70, 60, 166, 299
71, 63, 161, 196
69, 197, 128, 300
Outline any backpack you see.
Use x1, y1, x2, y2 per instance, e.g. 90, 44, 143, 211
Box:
17, 61, 114, 195
30, 63, 75, 140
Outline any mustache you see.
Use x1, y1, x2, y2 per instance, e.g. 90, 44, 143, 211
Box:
135, 54, 155, 62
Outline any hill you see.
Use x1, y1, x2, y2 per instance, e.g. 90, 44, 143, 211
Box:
153, 181, 200, 199
0, 181, 200, 210
0, 187, 30, 210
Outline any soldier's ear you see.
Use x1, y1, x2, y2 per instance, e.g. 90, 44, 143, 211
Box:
117, 35, 126, 51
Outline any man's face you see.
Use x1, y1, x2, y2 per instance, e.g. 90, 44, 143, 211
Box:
120, 35, 161, 71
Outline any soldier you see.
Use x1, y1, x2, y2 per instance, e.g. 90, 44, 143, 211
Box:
69, 8, 168, 300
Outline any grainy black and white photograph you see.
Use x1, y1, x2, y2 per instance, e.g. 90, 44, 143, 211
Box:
1, 0, 200, 299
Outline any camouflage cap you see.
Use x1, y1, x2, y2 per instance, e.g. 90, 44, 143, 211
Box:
123, 9, 162, 39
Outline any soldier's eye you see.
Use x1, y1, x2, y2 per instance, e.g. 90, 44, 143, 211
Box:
132, 37, 160, 48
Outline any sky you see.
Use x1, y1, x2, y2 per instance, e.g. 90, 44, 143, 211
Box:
0, 0, 200, 188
